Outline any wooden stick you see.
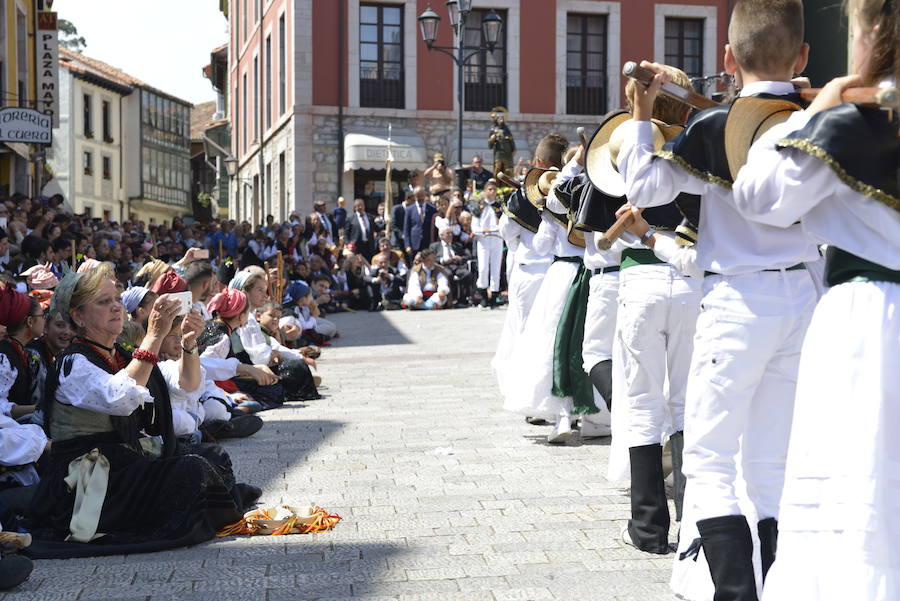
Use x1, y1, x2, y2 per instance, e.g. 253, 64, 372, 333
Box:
218, 239, 224, 263
264, 260, 272, 299
496, 171, 521, 189
597, 212, 635, 251
798, 86, 900, 110
70, 239, 76, 271
276, 251, 284, 300
623, 61, 720, 111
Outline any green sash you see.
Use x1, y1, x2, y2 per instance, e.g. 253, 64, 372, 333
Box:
552, 264, 597, 414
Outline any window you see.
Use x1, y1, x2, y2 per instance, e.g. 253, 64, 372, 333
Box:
83, 94, 92, 137
665, 18, 704, 78
278, 151, 285, 219
242, 72, 247, 153
83, 151, 93, 176
279, 14, 286, 114
359, 4, 404, 109
566, 14, 607, 115
102, 100, 112, 141
102, 156, 111, 180
265, 35, 272, 129
463, 9, 506, 112
253, 56, 259, 141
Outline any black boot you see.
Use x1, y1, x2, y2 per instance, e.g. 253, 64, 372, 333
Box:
589, 360, 612, 410
670, 430, 686, 522
695, 515, 759, 601
757, 517, 778, 583
478, 288, 489, 308
627, 443, 670, 554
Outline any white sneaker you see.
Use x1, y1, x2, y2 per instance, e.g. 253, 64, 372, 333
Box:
622, 526, 635, 547
547, 415, 573, 444
579, 415, 612, 438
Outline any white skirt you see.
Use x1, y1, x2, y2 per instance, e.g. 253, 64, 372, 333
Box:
762, 280, 900, 601
502, 260, 579, 419
492, 263, 547, 398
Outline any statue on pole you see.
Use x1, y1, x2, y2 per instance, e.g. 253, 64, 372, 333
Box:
487, 106, 515, 178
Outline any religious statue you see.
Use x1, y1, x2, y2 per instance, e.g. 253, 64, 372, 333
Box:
487, 106, 516, 177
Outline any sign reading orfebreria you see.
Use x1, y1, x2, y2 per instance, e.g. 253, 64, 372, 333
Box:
37, 11, 59, 128
0, 108, 53, 144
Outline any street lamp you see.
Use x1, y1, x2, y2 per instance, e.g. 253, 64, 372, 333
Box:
417, 3, 503, 172
223, 155, 238, 178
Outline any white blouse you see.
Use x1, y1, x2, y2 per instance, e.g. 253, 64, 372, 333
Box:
0, 354, 16, 417
56, 354, 152, 416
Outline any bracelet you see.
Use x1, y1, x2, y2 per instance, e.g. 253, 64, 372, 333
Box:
132, 348, 160, 365
182, 344, 197, 354
640, 228, 657, 246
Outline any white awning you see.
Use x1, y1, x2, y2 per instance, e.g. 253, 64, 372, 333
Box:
343, 132, 428, 171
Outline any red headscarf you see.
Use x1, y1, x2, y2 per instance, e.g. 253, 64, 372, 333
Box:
151, 270, 188, 294
206, 288, 247, 318
0, 285, 32, 327
29, 289, 53, 312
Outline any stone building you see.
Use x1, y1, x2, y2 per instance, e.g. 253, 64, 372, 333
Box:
227, 0, 731, 224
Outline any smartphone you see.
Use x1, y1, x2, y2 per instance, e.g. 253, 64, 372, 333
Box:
169, 291, 193, 316
195, 249, 209, 259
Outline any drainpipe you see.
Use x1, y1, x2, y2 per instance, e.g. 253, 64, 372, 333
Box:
337, 0, 345, 199
257, 0, 265, 228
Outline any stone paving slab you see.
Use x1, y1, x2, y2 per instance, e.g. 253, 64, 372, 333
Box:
3, 307, 680, 601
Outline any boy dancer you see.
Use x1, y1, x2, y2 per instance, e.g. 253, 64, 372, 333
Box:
619, 0, 819, 597
472, 180, 504, 308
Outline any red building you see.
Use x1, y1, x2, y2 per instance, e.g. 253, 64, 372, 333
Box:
227, 0, 731, 223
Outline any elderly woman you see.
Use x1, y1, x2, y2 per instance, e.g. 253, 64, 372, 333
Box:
230, 269, 320, 401
26, 265, 252, 558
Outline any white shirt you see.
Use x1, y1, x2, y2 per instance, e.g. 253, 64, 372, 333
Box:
439, 240, 455, 263
158, 359, 203, 436
56, 354, 153, 416
405, 266, 450, 300
0, 413, 46, 486
355, 212, 370, 241
618, 81, 821, 275
474, 201, 501, 239
733, 110, 900, 269
532, 213, 583, 259
236, 313, 303, 365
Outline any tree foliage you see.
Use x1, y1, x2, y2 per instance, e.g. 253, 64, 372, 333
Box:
58, 19, 86, 52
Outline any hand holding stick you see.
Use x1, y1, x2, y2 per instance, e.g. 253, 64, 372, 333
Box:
597, 211, 635, 251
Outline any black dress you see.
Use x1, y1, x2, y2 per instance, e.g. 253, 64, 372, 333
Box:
24, 342, 243, 559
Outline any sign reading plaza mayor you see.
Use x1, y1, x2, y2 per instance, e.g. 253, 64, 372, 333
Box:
37, 11, 60, 128
0, 108, 53, 145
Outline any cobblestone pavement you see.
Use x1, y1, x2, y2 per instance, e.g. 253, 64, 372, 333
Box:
7, 307, 679, 601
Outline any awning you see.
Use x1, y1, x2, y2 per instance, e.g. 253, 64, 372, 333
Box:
343, 132, 428, 171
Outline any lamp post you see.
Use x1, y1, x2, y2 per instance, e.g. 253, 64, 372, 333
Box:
417, 2, 502, 173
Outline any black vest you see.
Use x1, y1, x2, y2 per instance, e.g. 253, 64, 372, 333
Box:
501, 188, 541, 233
197, 321, 252, 365
0, 338, 31, 405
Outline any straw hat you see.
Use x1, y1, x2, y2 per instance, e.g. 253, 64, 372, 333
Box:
724, 96, 801, 180
585, 110, 682, 196
523, 167, 560, 208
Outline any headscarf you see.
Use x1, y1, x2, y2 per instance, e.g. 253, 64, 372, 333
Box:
206, 288, 247, 318
134, 258, 169, 288
283, 280, 310, 305
151, 270, 187, 294
121, 286, 150, 314
76, 258, 101, 274
49, 272, 83, 327
21, 264, 58, 290
228, 270, 251, 292
29, 289, 53, 312
0, 285, 32, 327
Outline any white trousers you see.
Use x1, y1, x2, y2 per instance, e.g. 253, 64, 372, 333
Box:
581, 270, 620, 372
683, 270, 815, 521
763, 281, 900, 601
476, 237, 503, 292
201, 397, 231, 423
314, 317, 338, 338
614, 264, 701, 448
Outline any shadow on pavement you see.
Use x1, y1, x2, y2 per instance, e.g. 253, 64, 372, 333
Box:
324, 311, 412, 347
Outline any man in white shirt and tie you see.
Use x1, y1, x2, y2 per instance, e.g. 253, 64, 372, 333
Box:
430, 227, 472, 306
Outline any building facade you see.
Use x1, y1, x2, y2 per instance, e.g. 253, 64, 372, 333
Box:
51, 48, 130, 220
47, 48, 193, 225
227, 0, 730, 224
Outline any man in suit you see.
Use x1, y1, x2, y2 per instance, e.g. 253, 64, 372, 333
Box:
344, 198, 377, 260
403, 185, 437, 259
429, 226, 473, 306
391, 195, 410, 250
309, 200, 339, 241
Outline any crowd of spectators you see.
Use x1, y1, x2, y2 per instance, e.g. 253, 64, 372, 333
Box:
0, 148, 517, 586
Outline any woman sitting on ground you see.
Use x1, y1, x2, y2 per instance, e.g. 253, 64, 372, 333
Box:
230, 270, 320, 401
198, 288, 284, 412
0, 288, 43, 421
26, 265, 254, 558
